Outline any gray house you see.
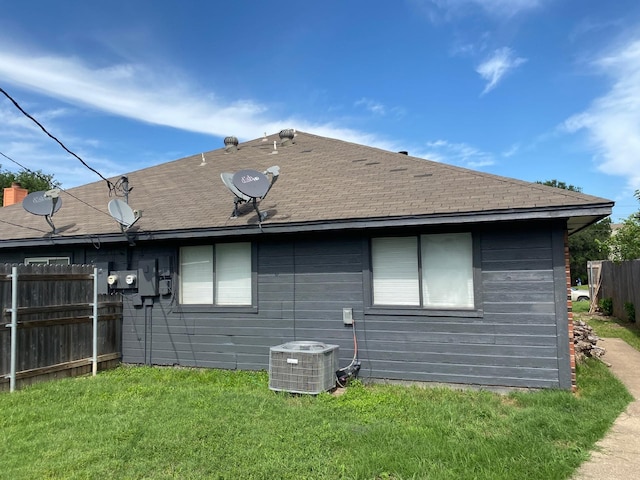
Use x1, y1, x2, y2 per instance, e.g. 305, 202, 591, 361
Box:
0, 131, 613, 390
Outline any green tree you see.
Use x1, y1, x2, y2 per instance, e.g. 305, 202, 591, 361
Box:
536, 179, 582, 192
570, 218, 611, 282
598, 189, 640, 261
0, 165, 58, 205
538, 179, 610, 283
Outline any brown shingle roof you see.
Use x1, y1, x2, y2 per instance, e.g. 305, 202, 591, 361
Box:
0, 131, 613, 245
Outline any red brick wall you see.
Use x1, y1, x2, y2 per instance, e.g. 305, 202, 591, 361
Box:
3, 183, 28, 207
565, 230, 577, 391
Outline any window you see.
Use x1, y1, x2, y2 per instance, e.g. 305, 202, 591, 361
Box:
179, 243, 253, 306
25, 257, 70, 265
371, 233, 474, 309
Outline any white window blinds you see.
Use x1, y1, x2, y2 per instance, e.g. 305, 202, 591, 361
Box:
371, 237, 420, 306
215, 242, 252, 305
421, 233, 474, 308
180, 243, 252, 306
371, 233, 474, 309
180, 245, 214, 304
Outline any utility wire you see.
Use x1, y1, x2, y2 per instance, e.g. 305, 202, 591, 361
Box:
0, 150, 60, 186
0, 86, 115, 191
0, 217, 48, 234
0, 150, 113, 220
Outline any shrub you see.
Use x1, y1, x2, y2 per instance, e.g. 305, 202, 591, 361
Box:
599, 298, 614, 316
624, 302, 636, 323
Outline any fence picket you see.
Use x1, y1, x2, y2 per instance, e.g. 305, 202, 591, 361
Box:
590, 259, 640, 322
0, 264, 122, 392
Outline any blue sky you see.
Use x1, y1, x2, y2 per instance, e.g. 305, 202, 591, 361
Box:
1, 0, 640, 220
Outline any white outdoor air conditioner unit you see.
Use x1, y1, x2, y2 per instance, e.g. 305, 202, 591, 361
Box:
269, 341, 339, 394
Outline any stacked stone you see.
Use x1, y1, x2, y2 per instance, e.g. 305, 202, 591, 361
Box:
573, 320, 606, 362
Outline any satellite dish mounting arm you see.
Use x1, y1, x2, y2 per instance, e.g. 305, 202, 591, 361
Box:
44, 188, 61, 234
261, 166, 280, 200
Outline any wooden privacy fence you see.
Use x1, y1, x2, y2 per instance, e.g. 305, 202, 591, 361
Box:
589, 259, 640, 321
0, 264, 122, 392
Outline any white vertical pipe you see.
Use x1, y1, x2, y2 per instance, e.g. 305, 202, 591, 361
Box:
92, 267, 98, 376
9, 266, 18, 392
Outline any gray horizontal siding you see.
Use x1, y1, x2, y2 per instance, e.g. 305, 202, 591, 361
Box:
358, 225, 568, 388
4, 222, 571, 389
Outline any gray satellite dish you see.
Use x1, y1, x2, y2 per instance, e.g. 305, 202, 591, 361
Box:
22, 190, 62, 216
108, 199, 139, 231
221, 166, 280, 226
221, 172, 250, 201
22, 190, 62, 233
232, 170, 270, 198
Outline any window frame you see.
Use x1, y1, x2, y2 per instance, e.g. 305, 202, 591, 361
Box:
364, 233, 483, 317
24, 257, 71, 265
178, 242, 258, 313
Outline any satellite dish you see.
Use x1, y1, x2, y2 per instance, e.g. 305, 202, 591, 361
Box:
232, 170, 270, 198
22, 190, 63, 234
22, 191, 62, 216
108, 199, 139, 231
221, 166, 280, 227
221, 172, 250, 201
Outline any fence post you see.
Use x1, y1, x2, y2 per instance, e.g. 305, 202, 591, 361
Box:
9, 266, 18, 392
92, 267, 98, 376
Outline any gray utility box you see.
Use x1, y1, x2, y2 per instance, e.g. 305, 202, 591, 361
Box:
269, 341, 339, 394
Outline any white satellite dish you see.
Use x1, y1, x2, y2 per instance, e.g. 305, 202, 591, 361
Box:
108, 198, 139, 231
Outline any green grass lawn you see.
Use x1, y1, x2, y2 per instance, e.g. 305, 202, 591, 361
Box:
584, 314, 640, 351
571, 294, 640, 351
0, 361, 632, 480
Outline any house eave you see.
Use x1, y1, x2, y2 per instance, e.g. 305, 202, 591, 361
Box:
0, 203, 613, 248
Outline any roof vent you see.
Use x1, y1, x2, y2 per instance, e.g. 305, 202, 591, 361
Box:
279, 129, 295, 146
224, 136, 239, 152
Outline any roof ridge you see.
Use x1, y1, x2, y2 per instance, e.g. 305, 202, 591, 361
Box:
295, 131, 609, 203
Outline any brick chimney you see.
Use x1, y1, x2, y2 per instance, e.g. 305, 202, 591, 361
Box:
3, 182, 29, 207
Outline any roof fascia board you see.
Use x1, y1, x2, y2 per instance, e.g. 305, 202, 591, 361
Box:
0, 204, 612, 249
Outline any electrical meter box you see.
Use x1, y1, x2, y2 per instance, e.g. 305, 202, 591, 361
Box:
138, 258, 159, 296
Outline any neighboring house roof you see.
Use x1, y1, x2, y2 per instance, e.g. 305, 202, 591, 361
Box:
0, 131, 613, 247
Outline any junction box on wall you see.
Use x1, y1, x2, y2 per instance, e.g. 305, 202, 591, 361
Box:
106, 259, 161, 295
138, 258, 159, 296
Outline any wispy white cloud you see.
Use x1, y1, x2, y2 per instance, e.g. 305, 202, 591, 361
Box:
415, 139, 495, 168
0, 104, 126, 188
450, 32, 491, 57
468, 0, 544, 17
569, 17, 623, 43
0, 50, 274, 141
418, 0, 545, 21
476, 47, 527, 94
355, 97, 386, 115
0, 49, 407, 184
0, 49, 405, 153
562, 37, 640, 194
501, 143, 520, 157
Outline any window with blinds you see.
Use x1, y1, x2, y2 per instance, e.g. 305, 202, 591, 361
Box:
180, 242, 252, 305
24, 257, 70, 265
371, 233, 474, 309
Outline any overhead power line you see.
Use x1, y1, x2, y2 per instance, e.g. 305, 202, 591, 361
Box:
0, 150, 113, 220
0, 86, 115, 191
0, 217, 48, 234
